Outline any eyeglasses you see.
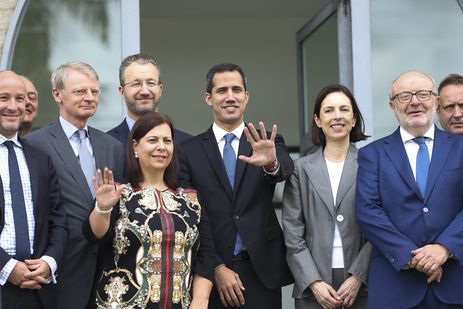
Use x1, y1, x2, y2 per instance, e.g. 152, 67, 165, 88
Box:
390, 90, 436, 104
70, 88, 100, 97
123, 80, 160, 89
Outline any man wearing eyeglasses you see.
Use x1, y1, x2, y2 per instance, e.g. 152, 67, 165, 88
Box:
436, 73, 463, 135
355, 71, 463, 308
108, 53, 191, 161
24, 61, 125, 309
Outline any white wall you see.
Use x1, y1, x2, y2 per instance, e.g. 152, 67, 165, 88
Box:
141, 17, 307, 146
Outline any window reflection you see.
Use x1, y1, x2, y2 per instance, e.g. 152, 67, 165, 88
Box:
12, 0, 122, 131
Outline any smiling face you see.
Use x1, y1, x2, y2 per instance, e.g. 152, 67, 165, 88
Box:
389, 72, 436, 136
133, 123, 173, 176
21, 77, 38, 125
120, 62, 163, 120
314, 91, 356, 144
205, 70, 249, 131
437, 84, 463, 135
0, 71, 26, 138
53, 69, 100, 128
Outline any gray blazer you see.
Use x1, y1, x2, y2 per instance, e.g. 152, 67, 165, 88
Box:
25, 121, 124, 309
282, 145, 371, 298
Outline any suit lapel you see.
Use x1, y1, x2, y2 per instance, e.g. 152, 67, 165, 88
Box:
303, 149, 335, 217
89, 127, 105, 171
425, 128, 453, 201
48, 122, 93, 204
335, 144, 357, 209
383, 128, 422, 198
201, 128, 233, 199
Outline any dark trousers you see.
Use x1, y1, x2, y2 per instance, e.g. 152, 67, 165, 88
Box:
410, 288, 463, 309
1, 282, 44, 309
209, 258, 282, 309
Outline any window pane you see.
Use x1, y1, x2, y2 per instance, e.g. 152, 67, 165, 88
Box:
371, 0, 463, 138
12, 0, 122, 131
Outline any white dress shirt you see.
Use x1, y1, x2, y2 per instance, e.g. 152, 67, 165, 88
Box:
400, 126, 434, 181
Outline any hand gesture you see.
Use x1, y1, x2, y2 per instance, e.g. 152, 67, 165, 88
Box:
309, 281, 342, 309
214, 265, 245, 307
411, 244, 449, 274
337, 275, 362, 307
238, 122, 277, 167
21, 259, 51, 289
93, 168, 125, 211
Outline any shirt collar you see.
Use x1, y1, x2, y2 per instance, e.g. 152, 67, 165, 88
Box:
212, 122, 245, 143
125, 115, 136, 131
400, 125, 435, 143
59, 116, 89, 139
0, 133, 21, 148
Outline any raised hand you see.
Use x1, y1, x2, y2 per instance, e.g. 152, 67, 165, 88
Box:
93, 167, 125, 211
238, 122, 277, 167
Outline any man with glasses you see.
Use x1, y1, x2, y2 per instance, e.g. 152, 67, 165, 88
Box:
25, 61, 125, 309
18, 76, 39, 136
108, 53, 191, 159
436, 73, 463, 135
356, 71, 463, 308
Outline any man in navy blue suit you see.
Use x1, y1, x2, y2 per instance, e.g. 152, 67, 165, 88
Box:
356, 71, 463, 308
108, 53, 191, 153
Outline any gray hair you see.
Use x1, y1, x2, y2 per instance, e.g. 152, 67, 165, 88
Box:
51, 61, 99, 90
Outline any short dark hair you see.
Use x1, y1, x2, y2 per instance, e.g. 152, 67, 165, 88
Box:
438, 73, 463, 94
127, 113, 178, 188
205, 63, 247, 93
311, 84, 369, 146
119, 53, 161, 86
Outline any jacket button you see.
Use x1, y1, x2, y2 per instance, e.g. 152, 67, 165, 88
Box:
234, 215, 239, 220
336, 215, 344, 222
423, 207, 429, 213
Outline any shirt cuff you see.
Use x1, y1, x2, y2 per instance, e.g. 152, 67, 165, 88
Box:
41, 255, 58, 284
263, 159, 280, 175
0, 258, 18, 285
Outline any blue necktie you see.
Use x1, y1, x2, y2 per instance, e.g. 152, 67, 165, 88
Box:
413, 137, 430, 197
4, 141, 30, 260
223, 133, 243, 255
73, 130, 96, 198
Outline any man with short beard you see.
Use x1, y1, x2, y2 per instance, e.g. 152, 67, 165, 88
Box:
108, 53, 191, 154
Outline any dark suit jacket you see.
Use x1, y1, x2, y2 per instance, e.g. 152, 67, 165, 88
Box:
0, 138, 68, 309
107, 119, 192, 151
25, 121, 124, 309
356, 127, 463, 308
178, 126, 294, 289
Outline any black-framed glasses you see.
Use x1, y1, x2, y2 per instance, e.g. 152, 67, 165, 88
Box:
123, 80, 160, 89
390, 90, 437, 104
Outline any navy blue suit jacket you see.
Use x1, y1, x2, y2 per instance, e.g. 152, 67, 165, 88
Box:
356, 126, 463, 308
0, 138, 68, 309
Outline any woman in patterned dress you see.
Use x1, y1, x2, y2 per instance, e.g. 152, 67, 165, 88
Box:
83, 113, 215, 309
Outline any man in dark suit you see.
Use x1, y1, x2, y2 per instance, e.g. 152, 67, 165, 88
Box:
436, 73, 463, 135
0, 70, 68, 308
25, 62, 124, 309
179, 63, 293, 308
108, 53, 191, 154
356, 71, 463, 308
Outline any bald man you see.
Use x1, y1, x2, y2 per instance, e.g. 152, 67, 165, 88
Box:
0, 70, 67, 308
356, 71, 463, 308
18, 76, 39, 136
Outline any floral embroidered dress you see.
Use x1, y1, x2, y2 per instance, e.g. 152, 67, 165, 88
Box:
83, 185, 215, 309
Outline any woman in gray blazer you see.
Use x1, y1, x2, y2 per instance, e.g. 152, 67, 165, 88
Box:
283, 84, 370, 309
